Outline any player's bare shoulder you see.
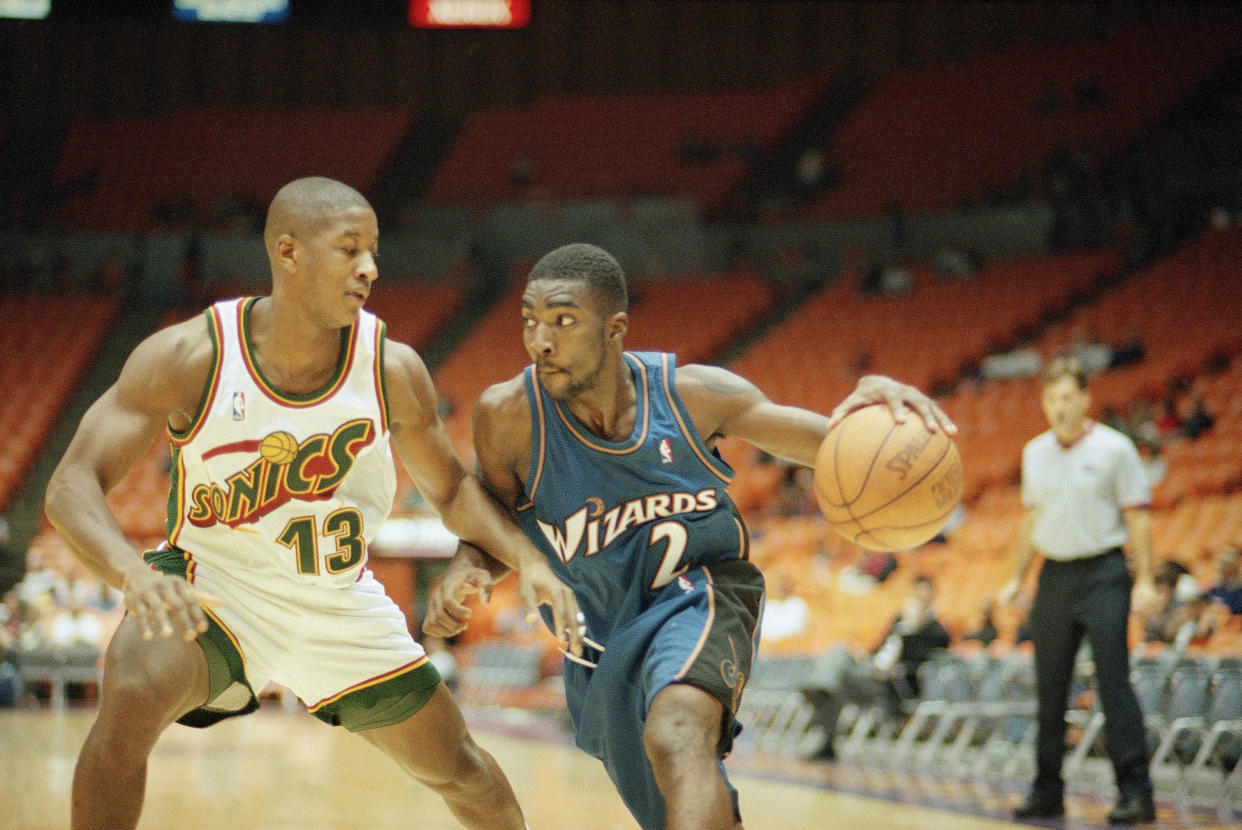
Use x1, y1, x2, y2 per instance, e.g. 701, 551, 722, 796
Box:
472, 373, 534, 474
474, 374, 532, 438
673, 363, 766, 438
380, 337, 437, 432
121, 312, 217, 419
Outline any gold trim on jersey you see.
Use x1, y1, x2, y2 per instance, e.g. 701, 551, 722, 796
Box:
374, 321, 390, 434
550, 352, 650, 455
169, 306, 225, 448
306, 655, 430, 713
659, 353, 733, 485
238, 297, 358, 407
185, 551, 249, 678
522, 364, 550, 508
673, 566, 716, 682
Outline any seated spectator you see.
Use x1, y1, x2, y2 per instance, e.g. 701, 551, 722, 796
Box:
1140, 561, 1196, 647
1067, 327, 1112, 375
980, 339, 1042, 380
838, 550, 899, 594
1136, 439, 1168, 488
760, 577, 810, 646
964, 598, 999, 648
423, 635, 459, 695
1109, 332, 1146, 369
1153, 398, 1182, 442
47, 599, 104, 652
1179, 394, 1215, 440
1204, 547, 1242, 614
800, 576, 950, 760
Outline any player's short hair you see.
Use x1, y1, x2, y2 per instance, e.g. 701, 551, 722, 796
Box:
1042, 356, 1088, 389
527, 243, 628, 313
264, 177, 370, 249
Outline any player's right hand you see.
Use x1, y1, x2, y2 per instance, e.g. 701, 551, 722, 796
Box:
122, 567, 217, 642
423, 565, 494, 638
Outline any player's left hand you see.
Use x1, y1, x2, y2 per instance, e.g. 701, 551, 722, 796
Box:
517, 561, 585, 657
826, 374, 957, 435
423, 565, 493, 638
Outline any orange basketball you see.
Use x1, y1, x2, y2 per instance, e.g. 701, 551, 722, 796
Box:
813, 404, 963, 551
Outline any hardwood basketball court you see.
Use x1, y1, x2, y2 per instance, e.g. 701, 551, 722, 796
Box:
3, 703, 1236, 829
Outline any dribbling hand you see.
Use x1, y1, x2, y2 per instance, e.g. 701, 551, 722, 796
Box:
826, 375, 958, 435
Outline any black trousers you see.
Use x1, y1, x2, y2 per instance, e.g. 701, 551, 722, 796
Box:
1029, 549, 1152, 798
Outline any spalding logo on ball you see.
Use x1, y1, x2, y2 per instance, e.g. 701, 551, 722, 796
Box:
259, 431, 299, 465
813, 404, 962, 552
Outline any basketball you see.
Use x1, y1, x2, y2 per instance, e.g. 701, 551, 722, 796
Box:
259, 431, 299, 465
813, 404, 963, 551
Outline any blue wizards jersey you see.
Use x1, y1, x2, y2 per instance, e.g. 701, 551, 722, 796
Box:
516, 351, 749, 643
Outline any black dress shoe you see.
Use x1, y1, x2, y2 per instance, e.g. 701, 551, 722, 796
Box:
805, 742, 836, 761
1012, 792, 1065, 819
1107, 794, 1155, 824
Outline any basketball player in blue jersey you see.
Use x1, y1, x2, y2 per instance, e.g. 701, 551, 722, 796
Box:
424, 243, 955, 830
44, 177, 580, 830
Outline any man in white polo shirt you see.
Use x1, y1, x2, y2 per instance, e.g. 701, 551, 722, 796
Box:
999, 356, 1157, 824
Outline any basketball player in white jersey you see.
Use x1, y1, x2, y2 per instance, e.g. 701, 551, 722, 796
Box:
45, 177, 580, 830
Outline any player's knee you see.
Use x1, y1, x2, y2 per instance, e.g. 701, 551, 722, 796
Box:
643, 689, 721, 768
100, 627, 204, 723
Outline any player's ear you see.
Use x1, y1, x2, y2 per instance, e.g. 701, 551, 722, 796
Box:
608, 311, 628, 340
274, 234, 299, 275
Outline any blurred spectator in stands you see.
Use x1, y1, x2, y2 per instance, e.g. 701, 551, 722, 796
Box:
1204, 547, 1242, 615
981, 337, 1043, 381
793, 146, 831, 201
1135, 439, 1167, 488
800, 576, 950, 760
1100, 405, 1129, 436
767, 464, 817, 518
48, 597, 104, 651
933, 244, 979, 278
1067, 327, 1112, 375
1139, 560, 1195, 646
424, 635, 459, 695
1179, 394, 1214, 440
1125, 398, 1160, 446
1153, 398, 1182, 443
1109, 332, 1146, 369
1, 588, 31, 658
760, 576, 809, 647
964, 598, 999, 648
838, 550, 898, 594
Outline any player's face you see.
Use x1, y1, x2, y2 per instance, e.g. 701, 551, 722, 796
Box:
521, 278, 611, 401
297, 205, 379, 328
1040, 375, 1090, 440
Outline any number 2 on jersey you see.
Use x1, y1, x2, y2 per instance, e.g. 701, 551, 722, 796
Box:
278, 508, 366, 575
649, 520, 690, 590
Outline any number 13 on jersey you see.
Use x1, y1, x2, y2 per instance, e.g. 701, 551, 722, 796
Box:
278, 508, 366, 575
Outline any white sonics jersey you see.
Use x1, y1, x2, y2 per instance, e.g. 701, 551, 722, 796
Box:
167, 297, 397, 588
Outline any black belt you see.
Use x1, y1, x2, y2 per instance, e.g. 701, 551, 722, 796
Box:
1046, 546, 1123, 565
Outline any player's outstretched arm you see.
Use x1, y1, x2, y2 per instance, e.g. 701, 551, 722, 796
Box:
45, 318, 217, 641
386, 346, 583, 653
676, 365, 955, 469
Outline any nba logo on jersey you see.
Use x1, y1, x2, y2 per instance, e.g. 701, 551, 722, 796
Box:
658, 437, 673, 464
231, 392, 246, 421
677, 574, 694, 593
